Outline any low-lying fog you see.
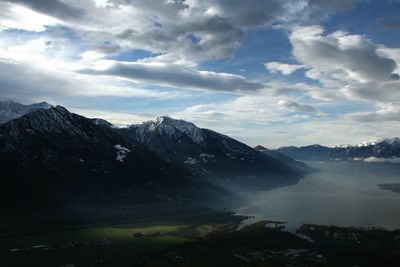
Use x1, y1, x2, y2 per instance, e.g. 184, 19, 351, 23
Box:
215, 161, 400, 230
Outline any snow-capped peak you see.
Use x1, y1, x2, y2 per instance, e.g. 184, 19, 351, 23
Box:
357, 139, 379, 147
92, 118, 116, 128
0, 100, 53, 124
335, 144, 352, 149
140, 116, 205, 144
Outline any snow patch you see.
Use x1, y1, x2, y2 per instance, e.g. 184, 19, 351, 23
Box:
115, 144, 131, 162
0, 100, 53, 124
199, 153, 215, 163
184, 157, 198, 165
335, 144, 351, 149
357, 139, 379, 147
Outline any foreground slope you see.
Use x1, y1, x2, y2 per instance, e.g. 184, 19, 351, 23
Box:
0, 106, 187, 210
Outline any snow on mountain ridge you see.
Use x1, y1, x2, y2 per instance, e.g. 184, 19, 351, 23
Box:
137, 116, 206, 144
0, 100, 53, 124
357, 139, 379, 147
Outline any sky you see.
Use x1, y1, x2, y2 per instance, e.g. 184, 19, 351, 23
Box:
0, 0, 399, 148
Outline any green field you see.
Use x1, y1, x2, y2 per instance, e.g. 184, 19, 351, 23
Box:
0, 222, 221, 267
0, 203, 244, 267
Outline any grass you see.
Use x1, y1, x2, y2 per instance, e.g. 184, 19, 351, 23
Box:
0, 222, 217, 267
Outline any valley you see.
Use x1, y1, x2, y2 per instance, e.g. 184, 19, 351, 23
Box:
1, 101, 400, 266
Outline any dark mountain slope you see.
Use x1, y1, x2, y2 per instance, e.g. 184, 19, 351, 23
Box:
277, 145, 333, 161
254, 145, 315, 174
120, 116, 303, 180
0, 106, 188, 210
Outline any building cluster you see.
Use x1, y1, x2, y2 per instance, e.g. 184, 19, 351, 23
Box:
232, 248, 326, 265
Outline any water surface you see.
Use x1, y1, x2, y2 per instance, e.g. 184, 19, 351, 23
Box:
231, 161, 400, 230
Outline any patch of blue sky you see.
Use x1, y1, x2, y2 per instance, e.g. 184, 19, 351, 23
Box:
186, 33, 200, 44
59, 80, 238, 115
0, 28, 44, 44
316, 100, 376, 116
199, 27, 291, 78
107, 49, 156, 62
323, 0, 400, 47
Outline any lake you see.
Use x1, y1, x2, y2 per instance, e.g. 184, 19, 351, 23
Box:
228, 161, 400, 230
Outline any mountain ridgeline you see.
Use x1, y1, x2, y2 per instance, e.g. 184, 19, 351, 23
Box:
277, 139, 400, 163
120, 116, 300, 178
0, 101, 307, 211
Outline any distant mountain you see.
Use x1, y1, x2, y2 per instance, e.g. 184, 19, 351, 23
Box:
0, 99, 52, 123
277, 138, 400, 163
254, 145, 315, 174
277, 144, 333, 161
330, 138, 400, 162
119, 116, 302, 179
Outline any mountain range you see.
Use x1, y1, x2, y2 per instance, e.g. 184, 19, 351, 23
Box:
0, 100, 306, 211
277, 139, 400, 163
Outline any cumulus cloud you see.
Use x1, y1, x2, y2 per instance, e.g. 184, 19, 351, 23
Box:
1, 0, 360, 63
265, 25, 400, 103
79, 61, 264, 92
290, 26, 397, 84
265, 61, 305, 75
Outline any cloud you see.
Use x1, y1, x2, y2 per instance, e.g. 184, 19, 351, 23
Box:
188, 0, 284, 27
342, 80, 400, 102
0, 2, 59, 32
79, 61, 264, 92
2, 0, 85, 20
173, 97, 400, 148
174, 94, 321, 131
277, 99, 318, 113
0, 0, 359, 63
265, 61, 305, 75
290, 26, 397, 84
68, 107, 154, 127
0, 59, 189, 101
347, 103, 400, 122
266, 25, 400, 103
362, 157, 400, 164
